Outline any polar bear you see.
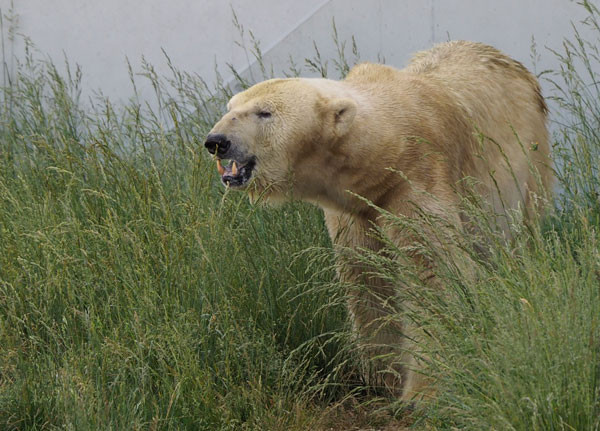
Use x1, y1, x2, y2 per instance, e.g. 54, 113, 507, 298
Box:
205, 41, 553, 400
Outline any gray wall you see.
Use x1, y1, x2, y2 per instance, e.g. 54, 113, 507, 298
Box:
1, 0, 597, 118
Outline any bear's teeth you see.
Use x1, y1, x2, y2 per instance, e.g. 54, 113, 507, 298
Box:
232, 161, 238, 175
216, 159, 225, 175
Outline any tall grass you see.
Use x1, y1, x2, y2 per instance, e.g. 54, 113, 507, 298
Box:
1, 3, 600, 430
0, 33, 360, 430
367, 3, 600, 429
365, 188, 599, 429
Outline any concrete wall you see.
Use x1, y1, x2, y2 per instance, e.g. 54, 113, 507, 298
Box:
1, 0, 597, 115
0, 0, 327, 102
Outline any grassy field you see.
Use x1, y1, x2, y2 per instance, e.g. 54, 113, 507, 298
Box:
1, 4, 600, 430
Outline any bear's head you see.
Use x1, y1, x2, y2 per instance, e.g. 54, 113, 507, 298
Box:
205, 78, 357, 203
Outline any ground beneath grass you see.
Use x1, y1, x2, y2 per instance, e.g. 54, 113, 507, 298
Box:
314, 398, 416, 431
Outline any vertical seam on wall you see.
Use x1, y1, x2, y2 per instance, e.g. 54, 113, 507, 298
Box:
259, 0, 332, 58
225, 0, 332, 87
431, 0, 436, 44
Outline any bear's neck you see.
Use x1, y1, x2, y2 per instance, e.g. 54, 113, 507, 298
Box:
300, 117, 411, 216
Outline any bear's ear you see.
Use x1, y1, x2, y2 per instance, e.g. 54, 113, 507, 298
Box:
327, 98, 357, 138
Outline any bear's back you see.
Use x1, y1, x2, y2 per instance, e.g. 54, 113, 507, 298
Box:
343, 41, 552, 218
405, 40, 547, 115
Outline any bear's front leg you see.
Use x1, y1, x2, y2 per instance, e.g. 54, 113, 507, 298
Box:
345, 272, 409, 396
324, 210, 428, 400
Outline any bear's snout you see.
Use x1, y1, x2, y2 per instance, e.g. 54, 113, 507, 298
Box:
204, 133, 231, 157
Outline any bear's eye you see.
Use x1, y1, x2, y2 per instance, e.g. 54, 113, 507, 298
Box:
257, 111, 272, 119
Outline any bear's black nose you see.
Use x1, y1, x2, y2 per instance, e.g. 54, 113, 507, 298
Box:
204, 134, 231, 156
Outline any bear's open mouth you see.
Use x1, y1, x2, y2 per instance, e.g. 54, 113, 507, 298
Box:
215, 157, 256, 188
